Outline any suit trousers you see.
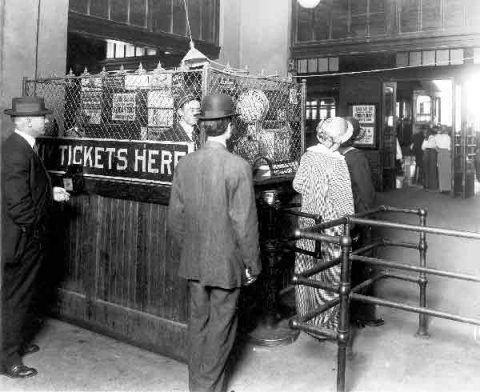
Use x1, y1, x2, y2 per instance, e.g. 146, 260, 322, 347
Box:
1, 231, 44, 368
188, 280, 240, 392
349, 227, 378, 322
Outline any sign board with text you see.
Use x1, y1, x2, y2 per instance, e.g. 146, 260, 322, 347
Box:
38, 137, 193, 184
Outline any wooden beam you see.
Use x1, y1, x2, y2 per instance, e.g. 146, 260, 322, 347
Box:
291, 32, 480, 59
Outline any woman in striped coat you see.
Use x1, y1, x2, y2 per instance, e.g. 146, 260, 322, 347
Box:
293, 117, 354, 333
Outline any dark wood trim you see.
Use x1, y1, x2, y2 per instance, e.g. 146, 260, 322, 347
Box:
291, 32, 480, 59
68, 12, 220, 59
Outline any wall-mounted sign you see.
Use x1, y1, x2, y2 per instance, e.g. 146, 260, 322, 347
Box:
80, 88, 102, 125
38, 137, 193, 184
349, 103, 377, 148
351, 104, 375, 124
147, 90, 174, 127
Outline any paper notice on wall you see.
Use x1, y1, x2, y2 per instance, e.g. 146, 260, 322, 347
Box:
352, 105, 375, 124
125, 74, 151, 90
112, 93, 136, 121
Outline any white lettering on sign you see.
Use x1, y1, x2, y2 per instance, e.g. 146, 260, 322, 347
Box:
94, 147, 104, 168
161, 150, 173, 175
117, 148, 128, 170
148, 150, 159, 173
134, 149, 147, 172
49, 142, 191, 181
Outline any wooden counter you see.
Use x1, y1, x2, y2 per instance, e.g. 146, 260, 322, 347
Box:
44, 170, 296, 362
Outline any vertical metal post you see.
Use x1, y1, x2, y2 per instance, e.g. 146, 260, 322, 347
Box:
200, 65, 210, 146
416, 208, 429, 337
337, 223, 352, 392
22, 76, 28, 96
301, 79, 307, 153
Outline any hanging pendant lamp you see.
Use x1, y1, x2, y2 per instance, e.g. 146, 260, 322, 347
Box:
179, 0, 209, 69
180, 40, 209, 69
297, 0, 321, 8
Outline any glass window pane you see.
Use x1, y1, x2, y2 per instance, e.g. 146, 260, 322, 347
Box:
331, 0, 349, 39
201, 0, 217, 43
172, 0, 186, 36
313, 3, 329, 40
297, 7, 314, 42
422, 0, 442, 31
70, 0, 88, 13
130, 0, 147, 27
446, 0, 465, 29
110, 0, 128, 23
151, 0, 172, 33
90, 0, 109, 18
351, 15, 367, 36
370, 12, 386, 36
351, 0, 367, 15
189, 0, 202, 39
399, 0, 419, 33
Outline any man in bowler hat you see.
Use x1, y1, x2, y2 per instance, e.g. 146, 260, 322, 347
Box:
168, 94, 261, 392
1, 96, 70, 378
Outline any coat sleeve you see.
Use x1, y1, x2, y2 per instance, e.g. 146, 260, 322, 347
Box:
167, 167, 185, 250
329, 159, 355, 218
3, 147, 37, 227
293, 153, 309, 194
228, 161, 262, 277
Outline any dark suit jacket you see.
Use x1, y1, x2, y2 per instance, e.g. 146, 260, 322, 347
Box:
168, 140, 261, 289
2, 132, 52, 264
342, 147, 376, 214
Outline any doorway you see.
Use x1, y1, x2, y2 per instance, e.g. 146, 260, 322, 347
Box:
390, 78, 473, 196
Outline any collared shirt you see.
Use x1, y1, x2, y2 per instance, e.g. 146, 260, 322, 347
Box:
421, 135, 437, 150
435, 134, 451, 150
179, 120, 195, 141
14, 129, 36, 149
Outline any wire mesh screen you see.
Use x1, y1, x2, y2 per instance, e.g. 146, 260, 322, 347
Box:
24, 66, 304, 177
206, 68, 303, 175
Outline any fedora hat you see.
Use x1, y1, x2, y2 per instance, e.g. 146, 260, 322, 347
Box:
198, 94, 237, 120
4, 96, 53, 117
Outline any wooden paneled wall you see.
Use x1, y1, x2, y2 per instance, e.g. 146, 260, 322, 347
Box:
47, 194, 188, 361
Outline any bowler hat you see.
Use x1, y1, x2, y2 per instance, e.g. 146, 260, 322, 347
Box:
198, 94, 237, 120
4, 96, 53, 117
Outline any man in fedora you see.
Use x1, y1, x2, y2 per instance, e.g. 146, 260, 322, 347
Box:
1, 96, 70, 378
168, 94, 261, 392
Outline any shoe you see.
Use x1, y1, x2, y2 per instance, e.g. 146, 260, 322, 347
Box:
363, 318, 385, 327
0, 363, 38, 378
20, 344, 40, 356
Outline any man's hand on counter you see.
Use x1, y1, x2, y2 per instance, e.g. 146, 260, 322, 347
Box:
53, 186, 71, 202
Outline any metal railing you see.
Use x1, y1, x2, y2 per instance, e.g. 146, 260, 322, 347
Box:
284, 205, 480, 392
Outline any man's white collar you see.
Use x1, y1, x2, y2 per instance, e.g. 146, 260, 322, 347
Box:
14, 129, 36, 149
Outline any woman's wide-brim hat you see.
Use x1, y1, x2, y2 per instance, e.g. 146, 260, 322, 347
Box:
199, 94, 237, 120
317, 117, 353, 144
4, 96, 53, 117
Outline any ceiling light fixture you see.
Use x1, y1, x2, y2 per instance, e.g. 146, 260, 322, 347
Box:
297, 0, 321, 9
179, 0, 209, 69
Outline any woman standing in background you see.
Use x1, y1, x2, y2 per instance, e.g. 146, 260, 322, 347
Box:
422, 126, 439, 190
435, 126, 452, 193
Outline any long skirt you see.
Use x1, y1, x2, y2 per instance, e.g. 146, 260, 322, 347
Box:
295, 217, 342, 332
423, 149, 438, 190
437, 149, 452, 192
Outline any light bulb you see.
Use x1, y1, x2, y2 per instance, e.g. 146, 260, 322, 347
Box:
297, 0, 321, 9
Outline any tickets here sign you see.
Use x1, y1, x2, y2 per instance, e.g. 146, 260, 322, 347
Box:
38, 137, 193, 184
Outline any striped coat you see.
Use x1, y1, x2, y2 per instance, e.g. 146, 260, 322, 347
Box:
293, 145, 354, 331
